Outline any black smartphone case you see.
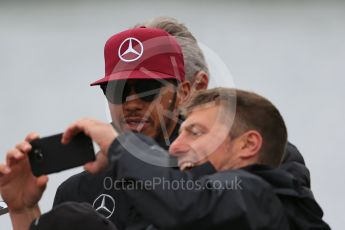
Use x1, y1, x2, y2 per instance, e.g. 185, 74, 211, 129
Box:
29, 133, 95, 176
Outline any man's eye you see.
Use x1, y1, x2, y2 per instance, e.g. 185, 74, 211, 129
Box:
190, 129, 202, 136
192, 132, 201, 136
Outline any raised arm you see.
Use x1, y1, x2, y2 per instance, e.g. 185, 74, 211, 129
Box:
0, 133, 48, 230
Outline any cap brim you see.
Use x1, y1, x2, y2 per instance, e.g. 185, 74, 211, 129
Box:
90, 70, 181, 86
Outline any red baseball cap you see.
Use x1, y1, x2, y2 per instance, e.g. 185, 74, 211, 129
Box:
90, 27, 185, 86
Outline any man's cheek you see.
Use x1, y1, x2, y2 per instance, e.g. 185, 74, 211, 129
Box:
190, 143, 209, 161
109, 107, 121, 121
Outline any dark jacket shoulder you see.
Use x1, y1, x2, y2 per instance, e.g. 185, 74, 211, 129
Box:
281, 142, 311, 188
244, 165, 330, 230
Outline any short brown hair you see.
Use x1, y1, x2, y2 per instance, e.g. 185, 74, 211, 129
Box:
182, 87, 287, 168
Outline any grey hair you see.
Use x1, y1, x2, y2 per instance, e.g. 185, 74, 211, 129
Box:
134, 17, 209, 83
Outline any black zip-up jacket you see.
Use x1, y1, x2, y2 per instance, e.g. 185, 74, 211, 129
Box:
53, 132, 316, 229
104, 133, 330, 229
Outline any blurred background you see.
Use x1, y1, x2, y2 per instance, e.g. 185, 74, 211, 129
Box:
1, 0, 344, 229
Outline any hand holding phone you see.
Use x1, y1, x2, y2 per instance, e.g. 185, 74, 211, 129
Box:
62, 118, 118, 174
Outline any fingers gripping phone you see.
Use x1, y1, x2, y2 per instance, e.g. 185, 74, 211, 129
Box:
28, 133, 95, 177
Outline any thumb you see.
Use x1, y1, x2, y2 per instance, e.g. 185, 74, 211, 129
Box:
36, 175, 49, 189
84, 162, 102, 174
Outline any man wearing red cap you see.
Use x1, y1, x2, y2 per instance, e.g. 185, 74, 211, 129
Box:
51, 27, 192, 229
91, 26, 190, 148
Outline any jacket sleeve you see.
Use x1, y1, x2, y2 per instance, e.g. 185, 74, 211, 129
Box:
108, 133, 289, 229
281, 142, 311, 188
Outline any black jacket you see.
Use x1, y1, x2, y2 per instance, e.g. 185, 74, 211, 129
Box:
281, 142, 311, 188
103, 133, 329, 229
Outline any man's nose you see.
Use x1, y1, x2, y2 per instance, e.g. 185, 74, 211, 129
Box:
169, 134, 190, 156
123, 89, 145, 112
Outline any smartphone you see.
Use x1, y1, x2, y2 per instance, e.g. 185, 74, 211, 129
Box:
28, 133, 95, 176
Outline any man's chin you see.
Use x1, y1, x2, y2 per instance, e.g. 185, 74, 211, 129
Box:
124, 122, 150, 133
123, 124, 156, 137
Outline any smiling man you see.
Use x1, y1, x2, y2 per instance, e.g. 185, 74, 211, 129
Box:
169, 88, 286, 172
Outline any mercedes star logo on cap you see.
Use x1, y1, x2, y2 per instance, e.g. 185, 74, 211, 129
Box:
118, 37, 144, 62
92, 194, 116, 219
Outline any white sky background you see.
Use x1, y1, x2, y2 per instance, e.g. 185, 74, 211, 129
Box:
0, 0, 344, 229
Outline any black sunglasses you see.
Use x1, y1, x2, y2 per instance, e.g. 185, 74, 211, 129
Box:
100, 79, 177, 104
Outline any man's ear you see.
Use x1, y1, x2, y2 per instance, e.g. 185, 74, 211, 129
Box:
236, 130, 262, 160
177, 80, 191, 106
191, 71, 209, 91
